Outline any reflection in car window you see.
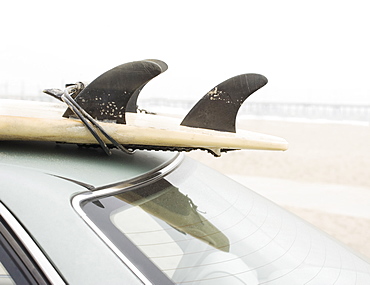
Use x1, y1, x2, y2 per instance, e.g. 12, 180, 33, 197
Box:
0, 206, 60, 285
0, 233, 33, 285
0, 262, 15, 285
82, 157, 370, 284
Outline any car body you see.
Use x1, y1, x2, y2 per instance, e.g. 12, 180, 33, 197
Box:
1, 140, 370, 284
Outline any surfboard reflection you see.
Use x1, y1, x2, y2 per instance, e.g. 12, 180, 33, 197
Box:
114, 179, 230, 252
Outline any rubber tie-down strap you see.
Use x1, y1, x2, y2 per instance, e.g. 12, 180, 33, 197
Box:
61, 85, 133, 155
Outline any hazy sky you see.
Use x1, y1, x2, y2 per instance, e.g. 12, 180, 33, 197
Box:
1, 0, 369, 105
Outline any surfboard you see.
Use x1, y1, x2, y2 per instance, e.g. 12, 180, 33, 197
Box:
0, 60, 288, 157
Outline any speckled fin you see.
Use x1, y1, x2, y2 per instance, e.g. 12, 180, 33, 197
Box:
63, 60, 168, 124
181, 74, 268, 132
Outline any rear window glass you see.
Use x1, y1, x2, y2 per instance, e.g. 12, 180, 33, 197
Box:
81, 157, 370, 284
0, 262, 16, 285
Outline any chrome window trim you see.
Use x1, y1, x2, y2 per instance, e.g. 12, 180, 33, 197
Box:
0, 202, 66, 284
71, 153, 184, 285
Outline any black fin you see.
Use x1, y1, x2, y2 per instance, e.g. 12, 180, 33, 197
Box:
181, 73, 267, 132
63, 59, 168, 124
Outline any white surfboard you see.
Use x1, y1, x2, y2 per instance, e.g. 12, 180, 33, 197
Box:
0, 60, 288, 156
0, 99, 288, 156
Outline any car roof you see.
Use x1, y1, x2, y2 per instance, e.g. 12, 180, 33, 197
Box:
0, 140, 177, 188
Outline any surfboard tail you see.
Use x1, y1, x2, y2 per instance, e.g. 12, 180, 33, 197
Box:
38, 59, 288, 156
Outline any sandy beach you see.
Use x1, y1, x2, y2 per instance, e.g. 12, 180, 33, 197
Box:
187, 118, 370, 259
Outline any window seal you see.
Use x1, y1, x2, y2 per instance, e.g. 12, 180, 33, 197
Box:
71, 152, 184, 285
0, 202, 66, 284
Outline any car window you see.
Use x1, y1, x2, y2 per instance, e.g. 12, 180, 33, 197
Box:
0, 204, 65, 285
80, 157, 370, 284
82, 160, 261, 284
0, 218, 43, 285
0, 262, 15, 285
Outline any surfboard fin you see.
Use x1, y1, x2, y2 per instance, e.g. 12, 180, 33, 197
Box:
181, 74, 268, 132
63, 59, 168, 124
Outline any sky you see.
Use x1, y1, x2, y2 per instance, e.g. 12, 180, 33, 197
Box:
1, 0, 369, 105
